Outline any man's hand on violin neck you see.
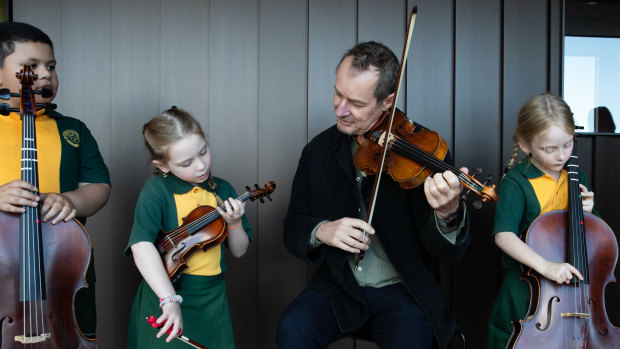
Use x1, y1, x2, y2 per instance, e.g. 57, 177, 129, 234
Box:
316, 218, 375, 253
425, 168, 466, 219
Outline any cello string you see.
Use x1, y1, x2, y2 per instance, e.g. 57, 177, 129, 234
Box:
568, 151, 589, 340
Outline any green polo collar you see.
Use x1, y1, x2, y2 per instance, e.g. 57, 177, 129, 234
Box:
161, 172, 215, 194
515, 157, 545, 180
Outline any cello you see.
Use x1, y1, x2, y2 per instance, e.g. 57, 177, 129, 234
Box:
509, 139, 620, 348
0, 66, 97, 348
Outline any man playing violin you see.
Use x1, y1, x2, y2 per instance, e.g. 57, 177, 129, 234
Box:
276, 41, 471, 349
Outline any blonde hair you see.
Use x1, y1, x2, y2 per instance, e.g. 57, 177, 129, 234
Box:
142, 107, 216, 189
504, 93, 575, 174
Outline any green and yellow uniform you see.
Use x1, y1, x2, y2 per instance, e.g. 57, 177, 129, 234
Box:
125, 173, 252, 349
0, 109, 110, 336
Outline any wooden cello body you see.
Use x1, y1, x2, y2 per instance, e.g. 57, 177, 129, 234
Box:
0, 65, 97, 348
0, 213, 96, 348
509, 147, 620, 348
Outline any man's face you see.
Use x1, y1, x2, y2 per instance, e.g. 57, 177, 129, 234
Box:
333, 56, 393, 136
0, 41, 58, 108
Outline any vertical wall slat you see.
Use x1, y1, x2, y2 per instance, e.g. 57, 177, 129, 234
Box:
208, 1, 260, 348
453, 1, 501, 348
257, 0, 309, 347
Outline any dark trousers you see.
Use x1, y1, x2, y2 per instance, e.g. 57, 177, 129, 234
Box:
276, 283, 433, 349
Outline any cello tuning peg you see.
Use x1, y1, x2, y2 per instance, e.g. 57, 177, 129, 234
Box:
36, 103, 56, 110
0, 103, 11, 115
33, 87, 53, 98
0, 88, 10, 100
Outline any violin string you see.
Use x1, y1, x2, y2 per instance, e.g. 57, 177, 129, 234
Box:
159, 192, 252, 249
389, 135, 482, 191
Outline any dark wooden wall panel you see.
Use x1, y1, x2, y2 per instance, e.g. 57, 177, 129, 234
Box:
453, 1, 501, 348
407, 0, 454, 146
502, 0, 548, 166
208, 1, 260, 348
257, 0, 309, 347
592, 136, 620, 327
307, 0, 357, 141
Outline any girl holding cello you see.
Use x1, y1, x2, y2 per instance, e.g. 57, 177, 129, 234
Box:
487, 93, 596, 348
125, 107, 251, 348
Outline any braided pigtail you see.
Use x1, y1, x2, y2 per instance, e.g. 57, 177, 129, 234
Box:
503, 137, 522, 178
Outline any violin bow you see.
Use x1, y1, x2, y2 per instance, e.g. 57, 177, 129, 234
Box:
354, 6, 418, 270
146, 316, 209, 349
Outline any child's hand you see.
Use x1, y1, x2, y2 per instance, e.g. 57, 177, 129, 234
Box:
0, 179, 39, 213
541, 260, 584, 284
156, 303, 183, 342
216, 197, 245, 227
39, 192, 77, 224
579, 184, 594, 213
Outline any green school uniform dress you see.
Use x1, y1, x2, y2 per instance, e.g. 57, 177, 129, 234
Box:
125, 173, 252, 349
486, 158, 593, 348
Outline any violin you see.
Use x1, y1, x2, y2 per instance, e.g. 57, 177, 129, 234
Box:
156, 181, 275, 282
0, 66, 97, 347
509, 141, 620, 348
354, 108, 498, 204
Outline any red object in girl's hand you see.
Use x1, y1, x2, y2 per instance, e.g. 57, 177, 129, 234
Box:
146, 315, 182, 336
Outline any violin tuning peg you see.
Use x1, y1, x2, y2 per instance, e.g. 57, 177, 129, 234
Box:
254, 184, 260, 189
245, 186, 251, 192
482, 174, 493, 186
267, 195, 272, 201
259, 198, 265, 204
472, 166, 482, 177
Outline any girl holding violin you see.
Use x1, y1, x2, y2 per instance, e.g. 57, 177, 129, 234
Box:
487, 93, 596, 348
125, 107, 251, 348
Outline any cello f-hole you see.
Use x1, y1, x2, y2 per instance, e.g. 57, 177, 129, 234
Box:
536, 296, 560, 331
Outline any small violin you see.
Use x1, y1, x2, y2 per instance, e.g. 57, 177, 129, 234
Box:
156, 181, 275, 283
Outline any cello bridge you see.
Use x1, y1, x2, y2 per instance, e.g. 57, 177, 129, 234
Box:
561, 312, 590, 319
15, 333, 51, 343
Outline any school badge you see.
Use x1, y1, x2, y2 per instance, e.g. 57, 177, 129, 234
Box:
62, 129, 80, 147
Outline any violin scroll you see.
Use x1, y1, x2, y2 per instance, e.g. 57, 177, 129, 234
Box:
246, 181, 276, 204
